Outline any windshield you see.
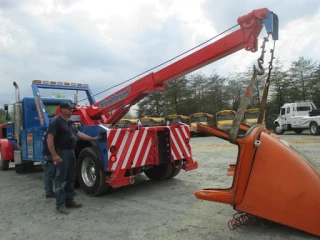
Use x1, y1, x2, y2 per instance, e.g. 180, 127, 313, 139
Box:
190, 116, 208, 123
44, 104, 60, 116
217, 114, 234, 121
244, 112, 259, 119
172, 118, 181, 123
141, 121, 155, 126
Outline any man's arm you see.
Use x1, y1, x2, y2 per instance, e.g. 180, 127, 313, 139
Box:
47, 133, 63, 165
76, 131, 100, 141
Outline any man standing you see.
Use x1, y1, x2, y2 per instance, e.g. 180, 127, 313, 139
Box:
42, 102, 100, 214
41, 133, 56, 198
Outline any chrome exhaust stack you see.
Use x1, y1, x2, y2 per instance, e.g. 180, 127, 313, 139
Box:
13, 82, 22, 146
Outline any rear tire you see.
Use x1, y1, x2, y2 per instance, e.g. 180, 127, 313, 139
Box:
273, 123, 285, 135
169, 167, 181, 178
0, 148, 9, 171
310, 122, 319, 135
144, 163, 174, 181
77, 147, 110, 196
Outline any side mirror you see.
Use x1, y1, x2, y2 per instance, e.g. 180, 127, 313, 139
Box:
4, 104, 11, 121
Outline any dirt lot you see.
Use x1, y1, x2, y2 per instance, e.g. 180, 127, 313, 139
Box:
0, 132, 319, 240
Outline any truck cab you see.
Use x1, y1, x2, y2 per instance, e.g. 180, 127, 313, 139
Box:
19, 97, 73, 162
114, 119, 139, 128
139, 117, 165, 127
243, 108, 264, 126
165, 114, 190, 126
274, 101, 319, 135
189, 112, 215, 137
216, 110, 236, 131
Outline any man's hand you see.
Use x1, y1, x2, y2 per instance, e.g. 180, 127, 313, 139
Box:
92, 135, 101, 141
53, 155, 63, 165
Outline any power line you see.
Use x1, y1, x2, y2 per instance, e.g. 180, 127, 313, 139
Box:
77, 24, 239, 104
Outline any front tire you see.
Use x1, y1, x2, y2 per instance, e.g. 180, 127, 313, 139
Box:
15, 163, 26, 173
310, 122, 319, 135
273, 123, 285, 135
77, 147, 110, 196
0, 148, 9, 171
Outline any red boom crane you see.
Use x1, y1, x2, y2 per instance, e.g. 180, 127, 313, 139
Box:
81, 8, 278, 126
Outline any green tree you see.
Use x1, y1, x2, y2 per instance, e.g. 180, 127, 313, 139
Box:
136, 91, 165, 118
288, 57, 317, 101
0, 108, 6, 123
52, 92, 66, 98
163, 76, 190, 115
205, 71, 227, 113
188, 73, 208, 113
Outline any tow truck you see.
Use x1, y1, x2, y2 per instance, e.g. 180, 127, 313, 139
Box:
3, 7, 317, 238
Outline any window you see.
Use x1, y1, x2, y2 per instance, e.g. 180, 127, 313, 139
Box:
280, 108, 285, 115
286, 107, 290, 114
217, 114, 235, 121
44, 104, 60, 116
297, 106, 311, 111
244, 112, 259, 119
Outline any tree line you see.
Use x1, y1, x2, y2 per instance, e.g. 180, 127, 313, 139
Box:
0, 57, 318, 129
135, 57, 320, 129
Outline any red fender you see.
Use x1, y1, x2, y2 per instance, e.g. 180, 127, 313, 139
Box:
0, 139, 14, 160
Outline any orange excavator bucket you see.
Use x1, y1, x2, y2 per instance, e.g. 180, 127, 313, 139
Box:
194, 123, 320, 237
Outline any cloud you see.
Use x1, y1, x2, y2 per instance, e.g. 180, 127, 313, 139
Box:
0, 0, 319, 111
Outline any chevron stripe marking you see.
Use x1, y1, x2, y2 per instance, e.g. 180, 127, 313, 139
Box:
170, 129, 183, 159
141, 139, 152, 166
111, 131, 130, 171
121, 130, 140, 169
175, 128, 191, 157
132, 129, 148, 167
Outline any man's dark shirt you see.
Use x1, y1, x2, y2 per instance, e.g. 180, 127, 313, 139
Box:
42, 116, 79, 156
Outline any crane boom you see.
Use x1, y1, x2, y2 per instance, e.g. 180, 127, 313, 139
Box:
86, 8, 278, 125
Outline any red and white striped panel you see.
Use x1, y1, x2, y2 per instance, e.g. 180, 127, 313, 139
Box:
167, 125, 191, 160
107, 128, 154, 171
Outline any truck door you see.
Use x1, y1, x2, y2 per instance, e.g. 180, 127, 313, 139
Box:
284, 106, 292, 124
279, 108, 286, 125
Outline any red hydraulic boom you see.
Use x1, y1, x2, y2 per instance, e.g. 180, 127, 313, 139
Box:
85, 8, 278, 126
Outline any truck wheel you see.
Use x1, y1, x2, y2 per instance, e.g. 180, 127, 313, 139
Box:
293, 129, 303, 134
309, 122, 319, 135
24, 161, 35, 173
273, 123, 285, 135
169, 167, 181, 178
168, 160, 182, 179
144, 163, 174, 180
77, 147, 110, 196
15, 163, 26, 173
0, 148, 9, 171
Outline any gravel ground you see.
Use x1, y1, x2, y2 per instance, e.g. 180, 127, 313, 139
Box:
0, 132, 319, 240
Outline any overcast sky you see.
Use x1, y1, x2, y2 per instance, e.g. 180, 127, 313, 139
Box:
1, 0, 319, 110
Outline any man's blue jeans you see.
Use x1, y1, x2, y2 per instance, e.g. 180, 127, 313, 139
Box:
55, 149, 76, 207
40, 155, 56, 196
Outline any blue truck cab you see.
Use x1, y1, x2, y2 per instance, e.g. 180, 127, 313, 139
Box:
19, 97, 73, 162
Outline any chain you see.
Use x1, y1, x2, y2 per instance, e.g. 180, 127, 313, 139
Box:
257, 40, 276, 124
256, 34, 270, 75
228, 34, 272, 142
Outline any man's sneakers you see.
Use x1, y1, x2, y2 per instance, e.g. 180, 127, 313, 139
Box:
56, 201, 82, 214
65, 200, 82, 208
45, 193, 56, 198
56, 205, 69, 214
